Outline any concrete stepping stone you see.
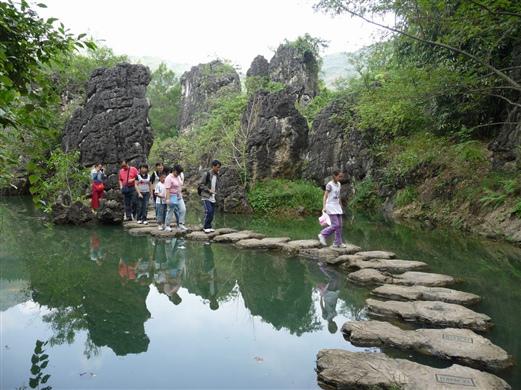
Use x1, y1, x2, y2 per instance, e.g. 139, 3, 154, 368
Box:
354, 250, 396, 259
342, 320, 513, 371
280, 239, 321, 253
339, 257, 428, 273
366, 299, 493, 332
299, 244, 362, 261
347, 269, 457, 287
372, 284, 481, 306
127, 227, 157, 236
186, 231, 216, 241
213, 230, 265, 243
123, 221, 158, 229
316, 349, 511, 390
213, 228, 237, 235
149, 229, 185, 238
235, 237, 291, 249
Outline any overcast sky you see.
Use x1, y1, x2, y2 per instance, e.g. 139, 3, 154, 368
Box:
39, 0, 382, 71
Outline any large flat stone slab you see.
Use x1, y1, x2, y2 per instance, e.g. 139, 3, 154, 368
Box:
347, 269, 457, 287
235, 237, 291, 249
354, 250, 396, 259
339, 257, 427, 273
280, 239, 321, 253
186, 231, 216, 241
366, 299, 493, 332
123, 221, 158, 229
149, 229, 186, 238
342, 320, 512, 371
299, 245, 361, 261
316, 349, 511, 390
213, 230, 265, 243
372, 284, 481, 306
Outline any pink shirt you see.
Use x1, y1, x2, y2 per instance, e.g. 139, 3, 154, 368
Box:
164, 174, 182, 197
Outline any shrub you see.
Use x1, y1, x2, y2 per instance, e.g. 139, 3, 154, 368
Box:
248, 179, 322, 215
349, 177, 380, 209
512, 200, 521, 217
395, 186, 417, 207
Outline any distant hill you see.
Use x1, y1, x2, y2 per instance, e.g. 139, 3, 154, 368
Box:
129, 56, 192, 76
321, 52, 357, 88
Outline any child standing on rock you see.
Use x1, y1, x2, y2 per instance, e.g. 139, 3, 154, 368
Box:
318, 170, 347, 248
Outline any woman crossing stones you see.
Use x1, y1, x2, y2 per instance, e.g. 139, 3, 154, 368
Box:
318, 170, 347, 248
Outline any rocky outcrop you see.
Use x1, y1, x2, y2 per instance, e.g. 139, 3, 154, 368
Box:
489, 107, 521, 170
304, 99, 374, 194
216, 167, 252, 214
244, 89, 309, 182
268, 43, 319, 105
51, 200, 95, 225
62, 63, 153, 190
178, 60, 241, 133
366, 298, 493, 331
316, 349, 511, 389
342, 320, 513, 371
246, 55, 269, 78
96, 190, 124, 224
372, 284, 481, 306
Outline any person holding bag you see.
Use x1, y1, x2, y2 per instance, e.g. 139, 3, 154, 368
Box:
164, 165, 183, 232
119, 160, 139, 221
318, 170, 347, 248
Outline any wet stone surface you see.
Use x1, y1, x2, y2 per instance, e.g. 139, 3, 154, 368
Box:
372, 284, 481, 306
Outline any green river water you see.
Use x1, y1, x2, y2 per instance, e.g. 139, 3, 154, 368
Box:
1, 197, 520, 389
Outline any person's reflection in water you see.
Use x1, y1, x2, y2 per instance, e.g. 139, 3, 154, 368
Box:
318, 264, 340, 333
203, 243, 219, 311
158, 238, 186, 305
89, 232, 103, 265
136, 237, 154, 286
118, 258, 138, 284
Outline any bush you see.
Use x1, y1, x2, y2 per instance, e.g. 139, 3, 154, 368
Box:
349, 177, 380, 209
248, 179, 322, 215
395, 186, 417, 207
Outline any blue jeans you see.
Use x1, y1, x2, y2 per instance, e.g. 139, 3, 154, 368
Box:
122, 187, 137, 219
137, 192, 150, 221
166, 196, 180, 227
202, 200, 215, 229
178, 198, 186, 225
156, 203, 167, 225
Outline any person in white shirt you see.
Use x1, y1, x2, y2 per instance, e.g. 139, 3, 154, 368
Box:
318, 170, 347, 248
154, 172, 168, 230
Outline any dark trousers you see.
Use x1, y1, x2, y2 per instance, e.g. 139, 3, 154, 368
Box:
137, 192, 150, 221
123, 187, 137, 219
202, 200, 216, 229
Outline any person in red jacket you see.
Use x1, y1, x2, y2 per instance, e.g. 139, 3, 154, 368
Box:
119, 160, 139, 221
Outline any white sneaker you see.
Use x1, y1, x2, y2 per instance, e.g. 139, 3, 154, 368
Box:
332, 243, 347, 249
179, 224, 188, 231
158, 226, 164, 231
203, 228, 212, 233
165, 227, 172, 232
208, 228, 216, 232
143, 221, 148, 225
318, 234, 327, 246
137, 220, 143, 224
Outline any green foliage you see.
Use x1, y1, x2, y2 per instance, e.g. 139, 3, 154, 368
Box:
29, 150, 89, 213
248, 179, 323, 215
349, 177, 380, 209
512, 200, 521, 217
284, 34, 327, 74
395, 186, 417, 207
148, 63, 181, 139
479, 189, 508, 208
452, 140, 487, 164
28, 339, 51, 390
245, 76, 285, 96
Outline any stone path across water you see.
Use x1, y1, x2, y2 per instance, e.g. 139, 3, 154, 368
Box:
122, 220, 513, 387
366, 298, 493, 332
316, 349, 511, 390
342, 320, 513, 371
372, 284, 481, 306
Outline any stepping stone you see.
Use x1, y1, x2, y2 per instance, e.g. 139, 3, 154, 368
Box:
213, 228, 237, 235
186, 231, 216, 241
235, 237, 291, 249
127, 227, 156, 236
372, 284, 481, 306
354, 250, 396, 259
149, 229, 185, 238
347, 269, 456, 287
299, 244, 362, 261
316, 349, 511, 390
366, 299, 493, 332
339, 257, 428, 273
123, 221, 158, 229
342, 320, 513, 372
280, 239, 321, 253
213, 231, 265, 243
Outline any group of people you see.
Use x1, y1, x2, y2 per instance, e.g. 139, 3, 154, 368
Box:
91, 159, 222, 234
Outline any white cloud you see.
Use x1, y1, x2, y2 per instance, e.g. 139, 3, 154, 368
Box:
38, 0, 381, 70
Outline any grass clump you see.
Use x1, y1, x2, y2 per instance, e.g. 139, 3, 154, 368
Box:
247, 179, 322, 215
395, 186, 417, 207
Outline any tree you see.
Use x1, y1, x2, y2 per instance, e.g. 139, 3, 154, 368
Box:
148, 63, 182, 139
